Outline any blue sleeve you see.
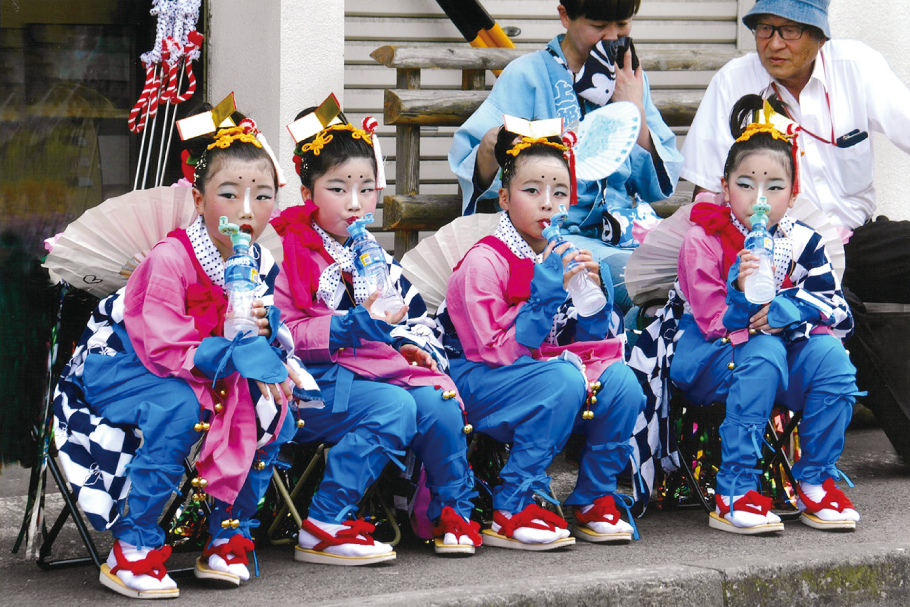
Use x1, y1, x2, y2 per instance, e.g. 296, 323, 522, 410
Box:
515, 254, 568, 348
329, 305, 395, 350
766, 294, 822, 328
722, 259, 763, 331
194, 335, 288, 385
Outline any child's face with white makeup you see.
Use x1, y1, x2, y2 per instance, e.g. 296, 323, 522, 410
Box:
722, 150, 796, 229
301, 157, 377, 243
498, 155, 571, 254
193, 158, 276, 260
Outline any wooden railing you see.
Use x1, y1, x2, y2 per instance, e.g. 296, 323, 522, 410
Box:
372, 45, 737, 257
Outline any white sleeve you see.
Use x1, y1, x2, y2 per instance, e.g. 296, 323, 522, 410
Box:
863, 45, 910, 155
679, 70, 738, 193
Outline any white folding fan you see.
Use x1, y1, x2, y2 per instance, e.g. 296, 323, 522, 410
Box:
400, 213, 503, 314
573, 101, 641, 181
43, 186, 283, 298
624, 194, 846, 306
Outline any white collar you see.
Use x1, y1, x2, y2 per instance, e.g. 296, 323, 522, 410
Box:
494, 213, 543, 263
186, 215, 224, 287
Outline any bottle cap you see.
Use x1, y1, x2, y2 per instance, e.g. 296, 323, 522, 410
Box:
218, 216, 252, 248
346, 213, 375, 239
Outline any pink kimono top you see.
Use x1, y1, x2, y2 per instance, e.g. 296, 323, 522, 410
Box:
446, 237, 624, 384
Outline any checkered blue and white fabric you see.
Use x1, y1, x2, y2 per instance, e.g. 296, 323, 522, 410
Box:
52, 235, 317, 531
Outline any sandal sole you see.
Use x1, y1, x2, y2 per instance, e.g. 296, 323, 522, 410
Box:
481, 529, 575, 551
99, 564, 179, 599
569, 523, 632, 543
708, 512, 784, 535
433, 538, 476, 555
193, 557, 242, 585
800, 513, 856, 531
294, 545, 396, 566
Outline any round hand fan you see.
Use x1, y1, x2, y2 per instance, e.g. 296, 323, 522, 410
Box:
573, 101, 641, 181
43, 186, 283, 298
624, 193, 846, 306
400, 213, 503, 314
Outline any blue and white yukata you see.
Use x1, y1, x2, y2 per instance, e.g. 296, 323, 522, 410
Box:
442, 213, 645, 514
631, 205, 858, 499
449, 34, 683, 311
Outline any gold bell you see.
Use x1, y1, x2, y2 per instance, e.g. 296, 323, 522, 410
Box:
463, 424, 473, 435
254, 461, 266, 471
590, 396, 597, 405
296, 419, 305, 428
194, 422, 204, 432
727, 362, 736, 370
214, 402, 224, 413
192, 476, 207, 488
194, 421, 210, 432
442, 390, 457, 400
220, 519, 232, 529
193, 492, 206, 502
231, 519, 240, 529
218, 389, 228, 398
593, 381, 602, 392
845, 349, 850, 356
749, 328, 757, 335
721, 337, 730, 344
583, 410, 594, 420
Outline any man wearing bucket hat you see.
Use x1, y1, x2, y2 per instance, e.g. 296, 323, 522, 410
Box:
681, 1, 910, 463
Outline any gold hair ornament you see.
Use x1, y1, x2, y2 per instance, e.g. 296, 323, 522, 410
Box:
506, 136, 567, 157
301, 123, 372, 156
735, 122, 792, 144
207, 126, 262, 150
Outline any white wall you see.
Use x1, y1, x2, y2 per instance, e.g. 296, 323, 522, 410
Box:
208, 0, 345, 209
828, 1, 910, 220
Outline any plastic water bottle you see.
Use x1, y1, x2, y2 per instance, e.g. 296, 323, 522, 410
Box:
347, 213, 405, 317
541, 205, 607, 317
743, 187, 776, 305
219, 217, 260, 339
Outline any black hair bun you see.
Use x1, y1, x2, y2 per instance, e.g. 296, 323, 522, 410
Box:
729, 94, 791, 139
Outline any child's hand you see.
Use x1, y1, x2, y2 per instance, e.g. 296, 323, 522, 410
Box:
399, 343, 438, 372
252, 300, 271, 338
363, 291, 409, 324
749, 304, 783, 334
736, 249, 759, 292
254, 361, 305, 404
564, 248, 601, 289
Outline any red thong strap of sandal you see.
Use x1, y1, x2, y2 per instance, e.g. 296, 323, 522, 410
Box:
203, 535, 255, 566
301, 519, 377, 552
715, 490, 773, 517
433, 506, 482, 546
574, 495, 621, 525
110, 541, 172, 581
495, 504, 568, 538
797, 478, 854, 514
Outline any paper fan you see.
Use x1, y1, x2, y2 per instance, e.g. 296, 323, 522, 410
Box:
400, 213, 502, 314
573, 101, 641, 181
43, 186, 283, 298
625, 195, 846, 306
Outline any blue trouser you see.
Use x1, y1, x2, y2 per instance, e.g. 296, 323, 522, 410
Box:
85, 351, 202, 550
451, 355, 643, 512
208, 408, 298, 542
564, 234, 634, 314
295, 375, 473, 523
672, 332, 858, 497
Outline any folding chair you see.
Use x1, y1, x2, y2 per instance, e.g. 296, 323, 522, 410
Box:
659, 394, 802, 518
260, 442, 404, 547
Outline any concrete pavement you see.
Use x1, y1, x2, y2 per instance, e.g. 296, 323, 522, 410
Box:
1, 427, 908, 606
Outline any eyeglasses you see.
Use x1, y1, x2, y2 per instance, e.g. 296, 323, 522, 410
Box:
752, 23, 806, 41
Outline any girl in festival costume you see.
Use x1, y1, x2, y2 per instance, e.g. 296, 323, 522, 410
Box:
649, 94, 859, 534
272, 99, 479, 565
53, 114, 312, 598
442, 122, 645, 550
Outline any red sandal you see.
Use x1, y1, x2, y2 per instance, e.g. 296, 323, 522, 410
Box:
433, 506, 482, 555
709, 491, 784, 535
99, 540, 179, 599
294, 518, 396, 566
483, 503, 574, 551
195, 535, 255, 585
796, 478, 859, 530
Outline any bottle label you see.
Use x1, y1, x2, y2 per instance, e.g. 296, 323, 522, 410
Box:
359, 253, 373, 267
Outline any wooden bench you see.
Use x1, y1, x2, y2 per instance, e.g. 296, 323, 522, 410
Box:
372, 45, 737, 257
